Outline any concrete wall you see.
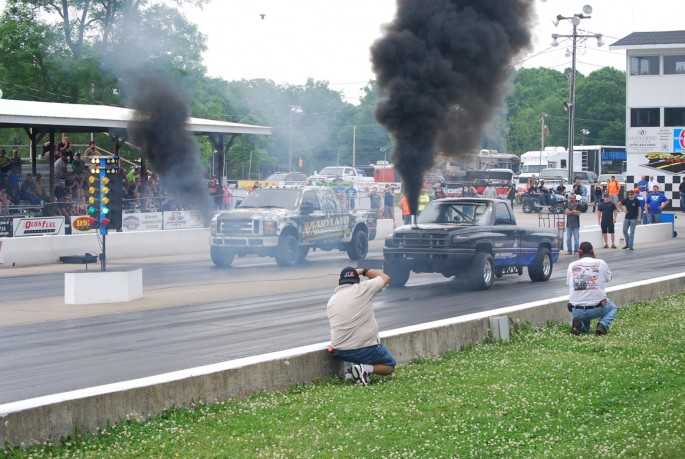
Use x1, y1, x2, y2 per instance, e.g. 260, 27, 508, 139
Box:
0, 219, 398, 268
2, 272, 684, 448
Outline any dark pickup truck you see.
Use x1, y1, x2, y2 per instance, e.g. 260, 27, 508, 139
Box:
383, 198, 560, 288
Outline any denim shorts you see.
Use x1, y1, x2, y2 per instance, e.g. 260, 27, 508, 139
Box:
332, 344, 396, 367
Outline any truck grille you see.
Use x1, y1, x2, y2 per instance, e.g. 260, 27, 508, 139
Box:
217, 218, 259, 235
395, 232, 449, 248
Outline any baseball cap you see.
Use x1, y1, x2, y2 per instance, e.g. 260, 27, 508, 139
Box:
339, 267, 360, 285
633, 188, 640, 193
603, 193, 610, 198
579, 241, 594, 254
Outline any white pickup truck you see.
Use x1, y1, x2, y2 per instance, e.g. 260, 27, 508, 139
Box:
307, 166, 375, 184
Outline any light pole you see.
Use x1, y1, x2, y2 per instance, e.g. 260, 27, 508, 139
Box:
288, 105, 302, 172
580, 128, 590, 145
551, 5, 604, 184
540, 113, 547, 167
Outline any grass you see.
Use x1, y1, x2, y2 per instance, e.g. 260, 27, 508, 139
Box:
4, 294, 685, 458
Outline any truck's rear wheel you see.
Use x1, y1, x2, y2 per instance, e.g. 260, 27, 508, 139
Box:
528, 247, 553, 282
275, 234, 300, 267
346, 229, 369, 260
210, 246, 235, 267
386, 261, 410, 287
469, 252, 494, 290
522, 200, 534, 213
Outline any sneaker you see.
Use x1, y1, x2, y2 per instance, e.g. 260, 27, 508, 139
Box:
566, 251, 572, 255
351, 364, 370, 386
629, 247, 634, 250
604, 244, 609, 249
570, 317, 582, 336
343, 369, 355, 382
611, 245, 617, 249
596, 323, 607, 335
622, 246, 629, 249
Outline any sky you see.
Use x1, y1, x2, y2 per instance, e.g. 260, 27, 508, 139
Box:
183, 0, 683, 104
0, 0, 680, 103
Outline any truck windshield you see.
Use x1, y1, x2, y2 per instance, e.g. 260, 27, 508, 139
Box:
417, 201, 489, 225
318, 167, 346, 176
238, 189, 300, 210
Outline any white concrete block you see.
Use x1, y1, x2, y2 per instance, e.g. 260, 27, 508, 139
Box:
64, 269, 143, 305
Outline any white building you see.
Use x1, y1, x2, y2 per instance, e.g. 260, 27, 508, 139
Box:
610, 31, 685, 205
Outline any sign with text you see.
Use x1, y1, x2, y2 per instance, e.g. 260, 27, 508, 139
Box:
121, 212, 164, 232
0, 217, 12, 238
70, 215, 97, 233
13, 217, 66, 237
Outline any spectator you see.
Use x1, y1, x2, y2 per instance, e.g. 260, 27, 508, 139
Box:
597, 193, 617, 249
54, 152, 69, 181
400, 193, 411, 224
484, 182, 497, 199
0, 149, 10, 174
507, 183, 516, 208
383, 186, 395, 219
418, 189, 430, 212
680, 179, 685, 214
9, 150, 22, 173
344, 184, 357, 209
326, 267, 394, 385
644, 185, 669, 224
369, 187, 381, 219
556, 180, 566, 195
635, 187, 649, 225
222, 183, 233, 210
606, 176, 620, 204
637, 175, 649, 196
592, 180, 603, 213
564, 194, 581, 255
0, 186, 9, 215
83, 140, 98, 158
567, 241, 618, 336
617, 188, 642, 250
33, 174, 46, 202
57, 192, 73, 217
433, 182, 446, 200
60, 137, 74, 162
71, 152, 85, 175
19, 173, 41, 205
647, 176, 659, 193
572, 178, 584, 197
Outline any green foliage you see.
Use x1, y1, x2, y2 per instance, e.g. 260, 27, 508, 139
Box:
6, 294, 685, 457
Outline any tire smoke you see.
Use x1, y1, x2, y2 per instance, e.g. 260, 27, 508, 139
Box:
372, 0, 535, 213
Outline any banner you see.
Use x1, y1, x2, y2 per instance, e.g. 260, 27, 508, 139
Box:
0, 217, 12, 238
121, 212, 164, 232
70, 215, 97, 233
162, 210, 205, 229
13, 216, 66, 236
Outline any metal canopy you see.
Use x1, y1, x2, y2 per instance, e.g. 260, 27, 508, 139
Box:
0, 98, 272, 136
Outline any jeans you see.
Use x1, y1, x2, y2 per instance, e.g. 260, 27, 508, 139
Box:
648, 213, 662, 224
623, 218, 637, 248
566, 226, 580, 253
332, 344, 397, 367
571, 298, 618, 332
681, 195, 685, 213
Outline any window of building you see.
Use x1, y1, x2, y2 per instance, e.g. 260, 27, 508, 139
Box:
631, 108, 660, 127
664, 55, 685, 75
665, 107, 685, 127
630, 56, 660, 75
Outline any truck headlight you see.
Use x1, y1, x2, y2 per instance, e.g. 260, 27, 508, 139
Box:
264, 221, 278, 236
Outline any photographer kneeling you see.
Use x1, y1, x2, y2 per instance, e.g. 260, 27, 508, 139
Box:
566, 241, 618, 335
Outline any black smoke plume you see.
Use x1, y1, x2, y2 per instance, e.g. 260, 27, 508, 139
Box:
372, 0, 534, 214
128, 75, 213, 222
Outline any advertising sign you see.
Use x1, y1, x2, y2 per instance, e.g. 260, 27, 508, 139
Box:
627, 127, 673, 153
0, 217, 12, 238
674, 128, 685, 152
13, 217, 66, 236
121, 212, 164, 232
162, 210, 205, 229
70, 215, 97, 233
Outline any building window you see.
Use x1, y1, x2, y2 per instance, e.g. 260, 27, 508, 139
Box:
631, 108, 660, 127
664, 55, 685, 74
630, 56, 659, 75
665, 108, 685, 127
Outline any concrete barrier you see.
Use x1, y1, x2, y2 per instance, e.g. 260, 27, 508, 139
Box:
2, 272, 684, 448
0, 220, 398, 268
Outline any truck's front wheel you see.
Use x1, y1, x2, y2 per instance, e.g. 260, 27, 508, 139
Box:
346, 229, 369, 260
522, 200, 535, 213
528, 247, 553, 282
275, 234, 300, 267
469, 252, 494, 290
210, 246, 235, 267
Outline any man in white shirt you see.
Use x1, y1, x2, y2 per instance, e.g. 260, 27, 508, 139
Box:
566, 241, 618, 335
327, 267, 394, 385
647, 176, 659, 193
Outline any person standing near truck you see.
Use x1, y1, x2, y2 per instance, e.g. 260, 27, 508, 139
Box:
564, 194, 581, 255
383, 186, 395, 219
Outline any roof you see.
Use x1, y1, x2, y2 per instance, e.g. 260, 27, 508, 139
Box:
610, 31, 685, 50
0, 99, 271, 136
